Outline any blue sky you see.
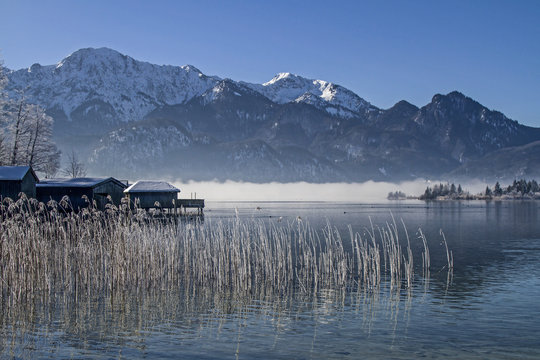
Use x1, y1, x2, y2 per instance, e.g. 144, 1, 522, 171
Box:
1, 0, 539, 126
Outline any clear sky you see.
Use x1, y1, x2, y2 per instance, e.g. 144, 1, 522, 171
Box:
1, 0, 539, 126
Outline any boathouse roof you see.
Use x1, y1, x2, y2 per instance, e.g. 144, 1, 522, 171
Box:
0, 166, 39, 181
37, 177, 127, 189
124, 181, 180, 193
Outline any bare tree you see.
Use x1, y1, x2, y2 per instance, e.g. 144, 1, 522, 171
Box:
0, 59, 8, 165
0, 57, 61, 174
62, 149, 87, 178
8, 93, 32, 165
0, 57, 6, 101
0, 125, 6, 166
0, 136, 6, 166
41, 155, 60, 178
1, 95, 61, 173
23, 104, 61, 173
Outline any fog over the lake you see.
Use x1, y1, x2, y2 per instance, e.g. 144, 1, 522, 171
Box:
172, 179, 490, 202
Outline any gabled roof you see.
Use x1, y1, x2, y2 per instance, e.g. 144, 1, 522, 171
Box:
124, 180, 180, 193
37, 177, 127, 189
0, 166, 39, 182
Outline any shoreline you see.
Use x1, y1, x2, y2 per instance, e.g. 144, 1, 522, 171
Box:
390, 195, 540, 201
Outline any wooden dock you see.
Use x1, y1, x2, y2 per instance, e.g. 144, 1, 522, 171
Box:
177, 199, 205, 215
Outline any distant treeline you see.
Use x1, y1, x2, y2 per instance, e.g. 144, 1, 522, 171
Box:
419, 179, 540, 200
419, 183, 470, 200
387, 191, 407, 200
486, 179, 539, 197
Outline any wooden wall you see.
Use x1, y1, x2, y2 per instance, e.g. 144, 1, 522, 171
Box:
0, 171, 37, 201
21, 171, 37, 198
37, 187, 94, 210
127, 192, 177, 209
94, 181, 126, 209
0, 181, 23, 201
37, 180, 127, 211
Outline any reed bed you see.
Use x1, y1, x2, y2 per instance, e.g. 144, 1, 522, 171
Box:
0, 195, 450, 306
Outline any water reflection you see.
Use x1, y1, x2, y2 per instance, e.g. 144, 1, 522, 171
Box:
1, 280, 429, 359
1, 201, 540, 359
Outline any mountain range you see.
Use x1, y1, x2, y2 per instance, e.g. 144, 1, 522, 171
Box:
5, 47, 540, 182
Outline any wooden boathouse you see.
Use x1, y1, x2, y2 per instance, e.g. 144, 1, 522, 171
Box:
37, 177, 127, 210
0, 166, 39, 200
124, 180, 180, 211
124, 181, 205, 215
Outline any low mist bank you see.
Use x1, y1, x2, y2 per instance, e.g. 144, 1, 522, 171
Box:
171, 179, 489, 202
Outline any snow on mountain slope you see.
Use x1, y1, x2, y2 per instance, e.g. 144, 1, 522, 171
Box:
7, 47, 540, 183
89, 124, 193, 176
6, 48, 374, 128
6, 47, 220, 124
199, 79, 269, 106
410, 91, 539, 161
244, 72, 375, 118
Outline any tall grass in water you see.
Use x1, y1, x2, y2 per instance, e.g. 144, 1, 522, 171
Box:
0, 195, 450, 305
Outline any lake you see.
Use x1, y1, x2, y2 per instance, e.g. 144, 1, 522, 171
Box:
1, 200, 539, 359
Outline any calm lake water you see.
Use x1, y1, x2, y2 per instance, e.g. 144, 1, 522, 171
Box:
2, 201, 540, 359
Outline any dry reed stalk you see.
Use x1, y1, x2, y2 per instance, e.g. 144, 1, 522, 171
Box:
0, 195, 449, 306
440, 229, 453, 270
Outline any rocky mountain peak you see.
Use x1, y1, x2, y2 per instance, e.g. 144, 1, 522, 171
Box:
407, 90, 539, 163
429, 91, 482, 113
198, 78, 271, 105
387, 100, 419, 113
245, 72, 373, 118
6, 48, 221, 126
263, 72, 300, 85
55, 47, 128, 72
180, 64, 204, 75
200, 79, 241, 104
28, 63, 43, 73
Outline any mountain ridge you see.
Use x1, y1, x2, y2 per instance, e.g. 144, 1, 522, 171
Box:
4, 47, 540, 182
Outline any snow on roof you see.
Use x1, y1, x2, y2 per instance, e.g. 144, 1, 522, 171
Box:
124, 181, 180, 193
37, 177, 118, 188
0, 166, 35, 181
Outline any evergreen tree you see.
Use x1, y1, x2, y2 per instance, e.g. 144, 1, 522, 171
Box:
485, 186, 492, 197
520, 179, 527, 194
0, 60, 8, 165
494, 182, 502, 196
531, 180, 540, 193
420, 186, 434, 200
443, 183, 450, 196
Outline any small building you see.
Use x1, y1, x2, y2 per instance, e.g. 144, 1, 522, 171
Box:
124, 181, 180, 210
37, 177, 127, 210
0, 166, 39, 201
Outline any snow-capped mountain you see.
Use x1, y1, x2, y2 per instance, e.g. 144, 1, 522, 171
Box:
6, 48, 372, 132
243, 72, 376, 119
7, 47, 220, 129
5, 47, 540, 182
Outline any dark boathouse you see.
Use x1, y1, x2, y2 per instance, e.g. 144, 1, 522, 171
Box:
37, 177, 127, 210
0, 166, 39, 200
124, 181, 180, 210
